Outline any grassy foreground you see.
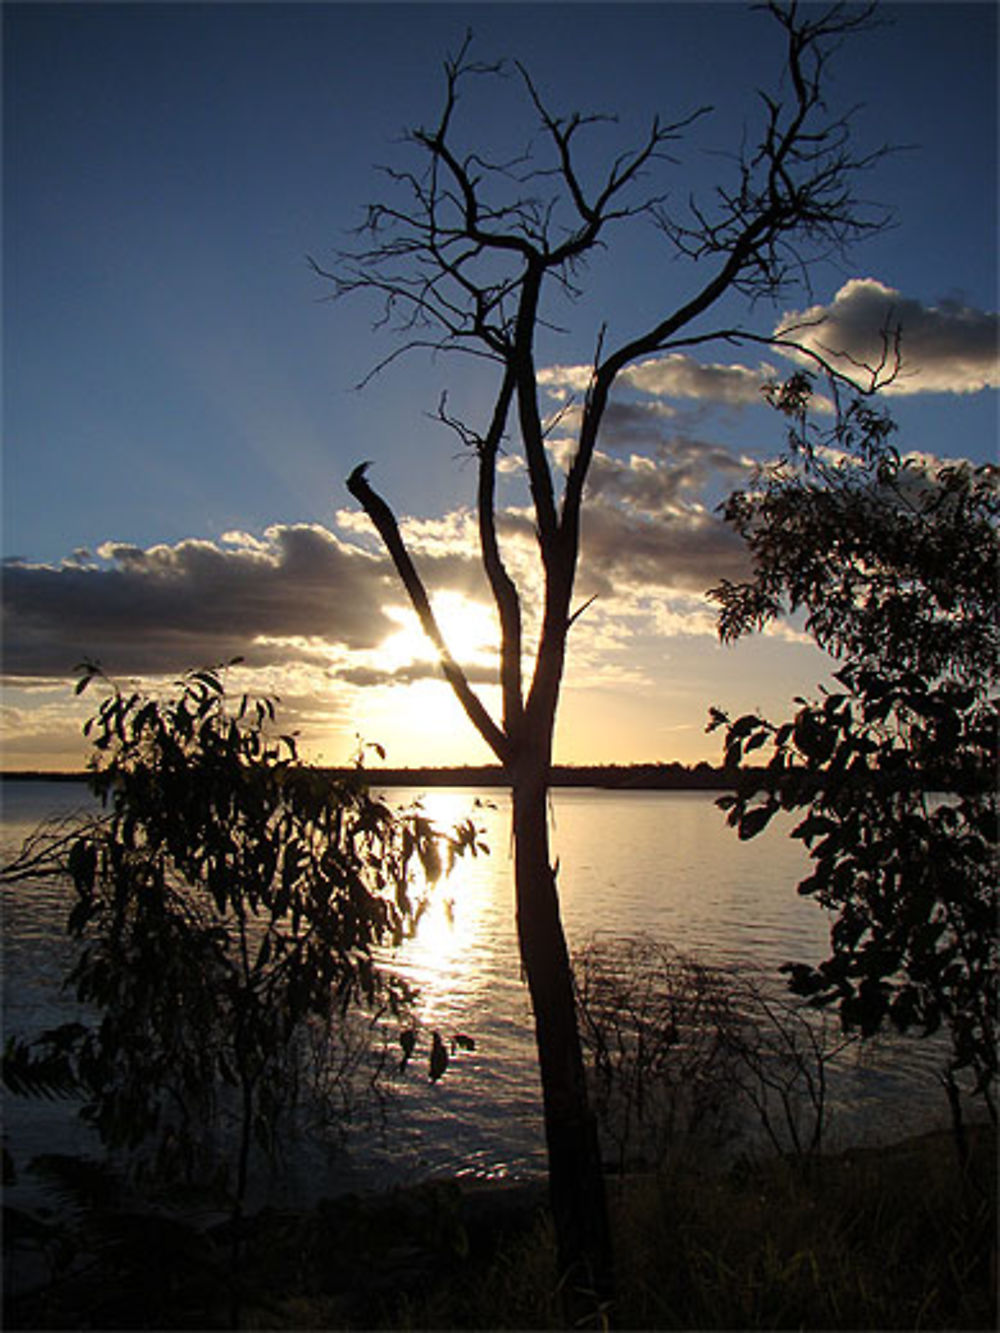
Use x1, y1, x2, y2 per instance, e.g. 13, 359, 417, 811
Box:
386, 1127, 996, 1332
6, 1125, 995, 1330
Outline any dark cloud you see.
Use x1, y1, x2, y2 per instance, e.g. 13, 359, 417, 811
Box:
498, 493, 749, 599
780, 279, 999, 393
590, 400, 676, 448
4, 436, 752, 686
578, 502, 749, 597
496, 434, 753, 596
584, 436, 750, 512
569, 436, 752, 594
2, 525, 398, 678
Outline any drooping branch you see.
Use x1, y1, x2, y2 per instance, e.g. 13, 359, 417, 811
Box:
346, 463, 510, 763
0, 810, 100, 885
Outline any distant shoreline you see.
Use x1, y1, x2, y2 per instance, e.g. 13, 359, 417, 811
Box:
1, 762, 739, 791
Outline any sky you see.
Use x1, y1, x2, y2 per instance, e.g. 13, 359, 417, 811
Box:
3, 1, 998, 771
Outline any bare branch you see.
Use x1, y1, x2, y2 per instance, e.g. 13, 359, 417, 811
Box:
567, 593, 598, 631
652, 3, 892, 301
329, 7, 892, 763
0, 810, 99, 885
642, 317, 904, 396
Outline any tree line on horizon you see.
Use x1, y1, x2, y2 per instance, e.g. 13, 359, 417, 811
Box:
0, 760, 742, 789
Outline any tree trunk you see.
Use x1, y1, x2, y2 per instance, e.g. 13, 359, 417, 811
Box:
511, 765, 614, 1321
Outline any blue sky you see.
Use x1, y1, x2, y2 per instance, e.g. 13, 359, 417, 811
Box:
3, 2, 997, 769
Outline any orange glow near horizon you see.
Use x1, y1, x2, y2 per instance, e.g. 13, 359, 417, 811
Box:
336, 591, 502, 767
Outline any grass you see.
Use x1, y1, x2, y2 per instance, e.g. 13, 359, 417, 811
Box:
604, 1126, 995, 1330
5, 1126, 995, 1329
385, 1125, 996, 1331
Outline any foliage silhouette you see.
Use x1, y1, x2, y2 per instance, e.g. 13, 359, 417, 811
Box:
4, 664, 484, 1241
710, 376, 998, 1153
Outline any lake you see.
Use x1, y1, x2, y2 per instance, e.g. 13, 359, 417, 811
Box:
1, 779, 953, 1202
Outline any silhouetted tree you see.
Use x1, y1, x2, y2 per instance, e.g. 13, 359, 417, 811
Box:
710, 376, 998, 1160
3, 665, 481, 1238
315, 4, 892, 1312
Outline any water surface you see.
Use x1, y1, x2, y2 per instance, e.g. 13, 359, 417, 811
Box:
1, 780, 952, 1198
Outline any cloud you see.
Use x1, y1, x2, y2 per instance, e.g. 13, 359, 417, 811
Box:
621, 355, 776, 405
584, 436, 750, 512
541, 280, 999, 409
2, 524, 399, 678
577, 500, 749, 598
536, 364, 594, 399
778, 279, 999, 394
572, 437, 752, 597
544, 401, 680, 465
539, 355, 775, 408
494, 432, 753, 602
2, 434, 751, 709
497, 493, 748, 603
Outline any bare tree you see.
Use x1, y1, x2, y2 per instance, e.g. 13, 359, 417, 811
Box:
315, 3, 892, 1315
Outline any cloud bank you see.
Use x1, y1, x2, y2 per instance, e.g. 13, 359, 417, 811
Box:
4, 434, 752, 691
3, 525, 398, 679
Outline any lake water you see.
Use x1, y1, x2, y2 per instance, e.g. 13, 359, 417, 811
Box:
1, 780, 953, 1202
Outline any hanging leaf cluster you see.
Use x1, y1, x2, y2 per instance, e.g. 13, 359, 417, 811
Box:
48, 663, 484, 1184
712, 380, 999, 686
710, 384, 998, 1117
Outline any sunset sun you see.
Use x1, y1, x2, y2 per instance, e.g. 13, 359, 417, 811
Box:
376, 592, 499, 674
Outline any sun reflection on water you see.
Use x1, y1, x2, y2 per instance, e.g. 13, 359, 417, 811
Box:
383, 788, 514, 1034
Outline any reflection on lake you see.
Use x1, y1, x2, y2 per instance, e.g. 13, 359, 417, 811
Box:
1, 780, 954, 1197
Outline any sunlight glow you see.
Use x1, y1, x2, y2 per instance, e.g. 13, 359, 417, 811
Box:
356, 679, 500, 766
377, 592, 498, 672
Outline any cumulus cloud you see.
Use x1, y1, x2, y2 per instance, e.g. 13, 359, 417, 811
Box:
497, 493, 748, 602
3, 433, 752, 706
2, 524, 399, 679
778, 279, 999, 394
578, 501, 749, 597
536, 363, 595, 399
538, 355, 775, 408
496, 432, 752, 601
541, 281, 999, 410
544, 401, 680, 464
621, 355, 776, 405
584, 436, 750, 512
573, 436, 752, 597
